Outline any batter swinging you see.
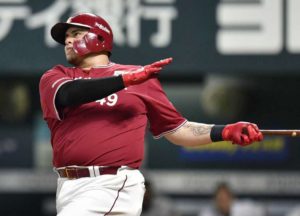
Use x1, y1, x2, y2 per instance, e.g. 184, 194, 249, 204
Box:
39, 13, 263, 216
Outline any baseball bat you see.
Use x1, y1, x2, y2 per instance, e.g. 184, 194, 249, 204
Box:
260, 130, 300, 137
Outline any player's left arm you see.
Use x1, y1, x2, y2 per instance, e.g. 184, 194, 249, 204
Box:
165, 121, 263, 147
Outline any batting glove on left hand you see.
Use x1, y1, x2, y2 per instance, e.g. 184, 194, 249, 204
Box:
222, 121, 263, 146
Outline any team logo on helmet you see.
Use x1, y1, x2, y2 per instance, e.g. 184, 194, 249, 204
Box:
95, 23, 111, 34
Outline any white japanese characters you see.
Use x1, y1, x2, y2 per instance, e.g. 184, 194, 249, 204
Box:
0, 0, 177, 48
217, 0, 300, 54
0, 0, 30, 41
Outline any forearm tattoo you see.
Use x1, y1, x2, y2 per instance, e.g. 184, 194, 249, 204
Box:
183, 122, 213, 136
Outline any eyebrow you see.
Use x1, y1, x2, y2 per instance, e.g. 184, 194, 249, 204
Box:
71, 29, 81, 34
66, 29, 85, 37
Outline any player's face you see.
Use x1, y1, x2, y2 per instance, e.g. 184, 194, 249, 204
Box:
64, 27, 89, 65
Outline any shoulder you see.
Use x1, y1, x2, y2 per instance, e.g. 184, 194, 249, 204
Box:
41, 65, 64, 77
41, 64, 74, 79
39, 65, 75, 89
43, 64, 72, 75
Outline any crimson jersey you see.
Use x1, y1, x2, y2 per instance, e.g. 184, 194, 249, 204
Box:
39, 62, 186, 168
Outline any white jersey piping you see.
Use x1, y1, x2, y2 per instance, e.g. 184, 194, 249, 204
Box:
153, 119, 188, 139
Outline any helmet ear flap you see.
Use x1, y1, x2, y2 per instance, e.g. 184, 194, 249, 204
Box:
72, 27, 110, 56
73, 32, 104, 56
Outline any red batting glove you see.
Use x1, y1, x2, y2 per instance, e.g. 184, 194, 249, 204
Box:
147, 57, 173, 68
122, 57, 173, 87
222, 122, 263, 146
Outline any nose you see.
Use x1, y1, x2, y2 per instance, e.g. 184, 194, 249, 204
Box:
65, 36, 73, 45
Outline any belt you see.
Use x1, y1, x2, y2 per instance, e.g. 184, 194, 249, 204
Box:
56, 166, 120, 180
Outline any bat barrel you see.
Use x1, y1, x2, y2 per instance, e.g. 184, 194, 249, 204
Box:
260, 130, 300, 137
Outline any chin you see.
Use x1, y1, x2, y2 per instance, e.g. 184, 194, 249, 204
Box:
65, 54, 79, 66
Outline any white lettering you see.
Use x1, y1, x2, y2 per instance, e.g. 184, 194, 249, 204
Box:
0, 0, 30, 41
287, 0, 300, 53
23, 0, 177, 48
95, 22, 111, 34
96, 98, 107, 106
96, 94, 118, 107
74, 77, 91, 80
142, 4, 177, 47
25, 0, 69, 47
216, 0, 283, 54
106, 94, 118, 106
84, 0, 178, 47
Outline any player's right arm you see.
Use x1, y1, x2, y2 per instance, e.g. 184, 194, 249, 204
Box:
39, 66, 126, 120
56, 57, 173, 109
55, 75, 125, 108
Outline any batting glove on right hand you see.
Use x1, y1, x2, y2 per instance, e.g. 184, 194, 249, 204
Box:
222, 122, 263, 146
122, 57, 173, 87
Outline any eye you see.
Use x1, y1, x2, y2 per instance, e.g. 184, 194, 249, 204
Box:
72, 31, 84, 38
74, 32, 80, 37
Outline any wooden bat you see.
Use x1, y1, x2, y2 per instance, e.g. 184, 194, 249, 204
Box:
260, 130, 300, 137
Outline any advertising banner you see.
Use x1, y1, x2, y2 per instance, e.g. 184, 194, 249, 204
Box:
1, 0, 300, 76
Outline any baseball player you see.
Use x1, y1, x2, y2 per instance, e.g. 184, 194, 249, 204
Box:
39, 13, 263, 216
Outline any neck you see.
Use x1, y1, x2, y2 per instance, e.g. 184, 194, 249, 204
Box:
78, 53, 110, 69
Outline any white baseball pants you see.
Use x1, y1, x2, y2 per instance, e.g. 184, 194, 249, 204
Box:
56, 168, 145, 216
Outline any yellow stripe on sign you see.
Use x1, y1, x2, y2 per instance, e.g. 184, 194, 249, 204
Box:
184, 138, 286, 154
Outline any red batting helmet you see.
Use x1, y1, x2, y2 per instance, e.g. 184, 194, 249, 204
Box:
51, 13, 113, 56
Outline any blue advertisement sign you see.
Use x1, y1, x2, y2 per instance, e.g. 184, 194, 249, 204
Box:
180, 138, 289, 162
